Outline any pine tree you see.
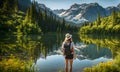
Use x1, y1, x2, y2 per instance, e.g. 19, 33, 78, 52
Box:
43, 9, 47, 32
2, 0, 9, 12
25, 7, 30, 22
112, 9, 116, 25
2, 0, 18, 13
14, 0, 18, 13
43, 9, 47, 20
26, 1, 38, 23
38, 8, 43, 28
97, 13, 101, 25
62, 18, 65, 32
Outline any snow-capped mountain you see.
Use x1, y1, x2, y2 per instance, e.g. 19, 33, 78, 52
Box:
117, 3, 120, 8
36, 3, 77, 25
53, 9, 66, 15
53, 3, 120, 24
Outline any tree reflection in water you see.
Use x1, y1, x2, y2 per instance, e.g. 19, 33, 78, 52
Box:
80, 34, 120, 58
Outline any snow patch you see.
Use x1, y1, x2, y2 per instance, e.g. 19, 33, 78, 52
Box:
73, 13, 82, 20
59, 11, 66, 16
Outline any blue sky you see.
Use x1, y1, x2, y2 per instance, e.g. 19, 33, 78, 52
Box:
36, 0, 120, 10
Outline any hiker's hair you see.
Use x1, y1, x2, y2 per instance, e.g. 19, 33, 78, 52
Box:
64, 38, 73, 42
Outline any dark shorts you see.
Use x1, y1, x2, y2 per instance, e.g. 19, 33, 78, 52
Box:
65, 54, 73, 59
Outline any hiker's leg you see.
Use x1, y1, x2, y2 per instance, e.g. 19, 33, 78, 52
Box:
65, 59, 68, 72
70, 59, 73, 72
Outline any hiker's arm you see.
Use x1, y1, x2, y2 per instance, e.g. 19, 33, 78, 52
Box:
71, 45, 74, 54
61, 42, 64, 52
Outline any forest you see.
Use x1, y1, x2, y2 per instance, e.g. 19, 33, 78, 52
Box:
1, 0, 120, 72
0, 0, 79, 35
80, 11, 120, 34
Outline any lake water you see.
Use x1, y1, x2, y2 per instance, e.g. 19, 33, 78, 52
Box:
1, 33, 119, 72
34, 33, 112, 72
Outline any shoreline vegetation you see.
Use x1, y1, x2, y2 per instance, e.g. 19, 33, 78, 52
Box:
79, 8, 120, 72
0, 0, 120, 72
80, 34, 120, 72
80, 11, 120, 34
0, 54, 34, 72
0, 35, 42, 72
79, 10, 120, 71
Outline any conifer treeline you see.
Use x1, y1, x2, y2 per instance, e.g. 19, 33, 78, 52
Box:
0, 0, 19, 35
25, 1, 79, 33
0, 0, 18, 14
80, 10, 120, 34
0, 0, 79, 35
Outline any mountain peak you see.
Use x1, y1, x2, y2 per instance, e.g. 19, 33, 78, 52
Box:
70, 3, 80, 8
117, 3, 120, 8
38, 3, 46, 9
38, 3, 51, 11
89, 2, 99, 6
53, 9, 66, 14
52, 2, 120, 25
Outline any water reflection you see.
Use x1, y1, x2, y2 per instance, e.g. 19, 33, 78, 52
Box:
0, 35, 42, 61
1, 34, 119, 72
80, 34, 120, 58
75, 43, 112, 60
0, 35, 42, 72
35, 55, 112, 72
35, 34, 115, 72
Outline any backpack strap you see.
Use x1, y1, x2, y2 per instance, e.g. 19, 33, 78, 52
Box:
69, 41, 72, 50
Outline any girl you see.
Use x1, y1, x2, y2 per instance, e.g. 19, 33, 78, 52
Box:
62, 33, 75, 72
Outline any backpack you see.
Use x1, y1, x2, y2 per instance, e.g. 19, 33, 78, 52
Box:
64, 42, 72, 55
